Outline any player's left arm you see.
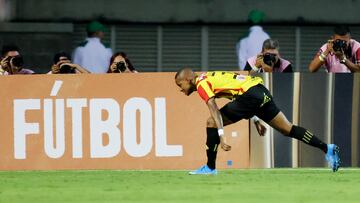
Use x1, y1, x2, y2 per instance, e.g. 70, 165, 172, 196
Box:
252, 116, 267, 136
207, 97, 231, 151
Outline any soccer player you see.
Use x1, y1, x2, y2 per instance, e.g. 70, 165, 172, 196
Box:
174, 68, 340, 175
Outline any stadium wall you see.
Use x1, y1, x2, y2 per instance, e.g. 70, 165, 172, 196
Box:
8, 0, 360, 24
0, 73, 250, 170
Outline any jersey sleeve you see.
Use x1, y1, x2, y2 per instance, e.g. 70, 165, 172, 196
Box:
196, 80, 215, 103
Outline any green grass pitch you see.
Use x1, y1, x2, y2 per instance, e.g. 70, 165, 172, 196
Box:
0, 168, 359, 203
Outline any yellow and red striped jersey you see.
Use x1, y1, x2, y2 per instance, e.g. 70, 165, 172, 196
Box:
195, 71, 263, 103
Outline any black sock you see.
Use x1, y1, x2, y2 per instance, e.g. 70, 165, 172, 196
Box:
289, 125, 328, 153
206, 128, 220, 169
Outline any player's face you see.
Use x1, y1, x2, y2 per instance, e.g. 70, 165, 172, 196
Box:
176, 79, 195, 96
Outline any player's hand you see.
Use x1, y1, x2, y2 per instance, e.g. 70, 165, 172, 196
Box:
220, 136, 231, 151
255, 121, 267, 136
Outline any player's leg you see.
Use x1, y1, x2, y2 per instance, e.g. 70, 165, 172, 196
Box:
266, 111, 340, 172
189, 113, 234, 175
252, 84, 328, 153
267, 112, 328, 153
190, 97, 249, 175
198, 85, 264, 172
254, 83, 340, 171
205, 115, 234, 169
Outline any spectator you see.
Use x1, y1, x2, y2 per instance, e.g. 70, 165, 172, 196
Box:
0, 44, 34, 75
309, 25, 360, 73
50, 51, 90, 74
236, 10, 270, 70
244, 39, 293, 73
107, 52, 138, 73
73, 21, 112, 73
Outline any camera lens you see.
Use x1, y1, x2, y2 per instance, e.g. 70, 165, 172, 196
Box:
116, 62, 127, 72
11, 56, 24, 67
263, 54, 277, 66
59, 64, 76, 74
333, 40, 347, 52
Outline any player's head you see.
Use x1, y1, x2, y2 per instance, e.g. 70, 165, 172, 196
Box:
175, 67, 197, 96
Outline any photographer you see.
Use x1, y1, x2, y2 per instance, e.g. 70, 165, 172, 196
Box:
49, 52, 90, 74
107, 52, 138, 73
0, 44, 34, 75
309, 25, 360, 73
244, 39, 293, 73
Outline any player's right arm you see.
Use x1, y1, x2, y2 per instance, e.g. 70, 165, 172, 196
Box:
197, 79, 231, 151
207, 98, 231, 151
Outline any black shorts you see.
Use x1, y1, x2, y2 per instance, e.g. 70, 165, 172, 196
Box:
220, 84, 280, 123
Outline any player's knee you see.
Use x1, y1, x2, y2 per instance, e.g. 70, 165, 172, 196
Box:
280, 125, 292, 136
206, 117, 217, 128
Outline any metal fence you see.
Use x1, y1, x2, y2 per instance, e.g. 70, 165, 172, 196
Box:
73, 24, 360, 72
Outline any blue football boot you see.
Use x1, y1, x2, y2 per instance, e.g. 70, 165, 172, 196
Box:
326, 144, 340, 172
189, 165, 218, 175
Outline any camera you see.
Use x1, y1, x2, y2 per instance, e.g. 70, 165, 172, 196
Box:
263, 53, 277, 66
10, 55, 24, 67
59, 63, 76, 74
332, 39, 347, 52
1, 55, 24, 72
115, 61, 127, 72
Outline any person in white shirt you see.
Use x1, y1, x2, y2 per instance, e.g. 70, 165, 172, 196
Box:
73, 21, 112, 73
236, 10, 270, 70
